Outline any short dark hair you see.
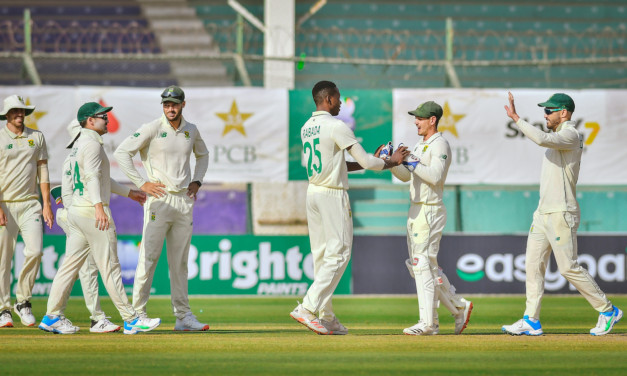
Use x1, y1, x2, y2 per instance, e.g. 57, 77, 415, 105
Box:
312, 80, 338, 105
79, 119, 87, 128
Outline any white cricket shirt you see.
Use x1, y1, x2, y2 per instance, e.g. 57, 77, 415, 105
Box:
409, 132, 451, 205
516, 119, 582, 213
114, 115, 209, 194
300, 111, 358, 189
0, 125, 48, 202
68, 128, 116, 207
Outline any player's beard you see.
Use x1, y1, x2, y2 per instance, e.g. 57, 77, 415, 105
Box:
166, 108, 182, 122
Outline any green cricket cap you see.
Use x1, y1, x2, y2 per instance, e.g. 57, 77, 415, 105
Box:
161, 85, 185, 103
77, 102, 112, 122
408, 101, 443, 120
537, 93, 575, 112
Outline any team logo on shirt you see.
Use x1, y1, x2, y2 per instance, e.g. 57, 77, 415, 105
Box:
5, 144, 12, 150
160, 132, 168, 138
28, 140, 35, 147
133, 133, 140, 138
422, 145, 429, 153
440, 154, 447, 160
151, 211, 156, 221
184, 131, 190, 139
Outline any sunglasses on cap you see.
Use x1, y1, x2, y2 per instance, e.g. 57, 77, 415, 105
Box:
543, 108, 562, 115
161, 91, 184, 100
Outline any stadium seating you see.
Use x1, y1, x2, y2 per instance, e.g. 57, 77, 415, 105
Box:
191, 0, 625, 89
0, 0, 174, 87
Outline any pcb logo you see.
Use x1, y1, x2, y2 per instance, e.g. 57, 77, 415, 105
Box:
133, 132, 140, 138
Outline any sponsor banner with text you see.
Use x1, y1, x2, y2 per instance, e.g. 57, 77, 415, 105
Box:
10, 235, 351, 297
352, 235, 627, 294
393, 89, 627, 185
0, 86, 288, 183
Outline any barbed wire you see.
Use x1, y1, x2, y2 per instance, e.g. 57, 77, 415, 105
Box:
1, 20, 625, 65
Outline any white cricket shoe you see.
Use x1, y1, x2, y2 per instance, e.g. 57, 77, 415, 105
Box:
320, 317, 348, 335
14, 301, 36, 327
124, 316, 161, 335
590, 306, 623, 336
90, 318, 121, 333
174, 312, 210, 331
0, 309, 14, 328
39, 315, 80, 334
403, 321, 439, 336
454, 300, 473, 335
290, 303, 329, 335
502, 316, 543, 336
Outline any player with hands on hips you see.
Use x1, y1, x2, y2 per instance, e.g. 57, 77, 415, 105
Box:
114, 85, 209, 331
501, 92, 622, 336
0, 95, 52, 328
40, 102, 160, 335
291, 80, 406, 335
388, 101, 473, 336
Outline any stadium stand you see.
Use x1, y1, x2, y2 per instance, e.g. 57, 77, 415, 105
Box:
0, 0, 175, 86
191, 0, 625, 89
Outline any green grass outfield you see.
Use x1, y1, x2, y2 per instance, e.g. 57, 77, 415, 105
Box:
1, 296, 626, 375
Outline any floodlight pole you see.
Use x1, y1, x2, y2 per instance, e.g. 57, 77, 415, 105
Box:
234, 13, 252, 86
22, 9, 42, 85
445, 17, 461, 88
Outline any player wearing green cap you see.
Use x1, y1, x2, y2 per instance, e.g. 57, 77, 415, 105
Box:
114, 86, 210, 331
40, 102, 161, 334
502, 92, 622, 336
384, 100, 473, 336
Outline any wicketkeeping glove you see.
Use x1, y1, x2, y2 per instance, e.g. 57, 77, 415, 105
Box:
379, 141, 393, 160
402, 153, 420, 172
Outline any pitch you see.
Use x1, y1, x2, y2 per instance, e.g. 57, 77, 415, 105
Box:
1, 296, 626, 375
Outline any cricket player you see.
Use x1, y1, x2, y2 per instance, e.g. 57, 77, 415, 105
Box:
40, 102, 161, 335
290, 80, 406, 335
50, 120, 126, 333
0, 95, 53, 328
385, 101, 473, 336
114, 85, 209, 331
502, 92, 622, 336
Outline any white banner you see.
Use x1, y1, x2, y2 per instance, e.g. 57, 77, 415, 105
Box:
393, 89, 627, 185
0, 86, 288, 183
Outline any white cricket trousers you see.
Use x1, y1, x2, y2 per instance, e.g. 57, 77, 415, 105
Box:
46, 207, 137, 322
132, 192, 194, 319
302, 185, 352, 321
56, 208, 106, 322
524, 211, 612, 319
407, 203, 465, 326
0, 199, 43, 311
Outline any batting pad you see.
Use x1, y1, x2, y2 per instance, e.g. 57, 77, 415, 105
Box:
412, 254, 436, 326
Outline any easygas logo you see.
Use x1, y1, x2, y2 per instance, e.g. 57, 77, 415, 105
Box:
187, 239, 314, 295
457, 252, 625, 291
